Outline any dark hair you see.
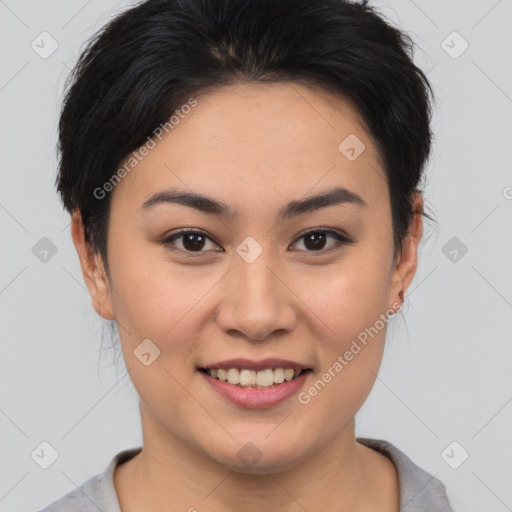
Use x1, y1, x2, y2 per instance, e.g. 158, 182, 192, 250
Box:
56, 0, 435, 278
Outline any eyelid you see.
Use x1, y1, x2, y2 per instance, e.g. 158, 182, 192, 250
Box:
292, 227, 352, 243
161, 227, 354, 254
162, 228, 222, 253
289, 228, 354, 252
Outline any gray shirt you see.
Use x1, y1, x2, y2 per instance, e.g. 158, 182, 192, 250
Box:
38, 437, 453, 511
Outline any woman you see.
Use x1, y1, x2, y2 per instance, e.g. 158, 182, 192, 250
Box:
40, 0, 453, 510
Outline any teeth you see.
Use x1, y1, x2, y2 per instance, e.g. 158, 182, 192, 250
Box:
256, 369, 274, 387
227, 368, 240, 385
239, 369, 256, 386
273, 368, 285, 384
206, 367, 305, 388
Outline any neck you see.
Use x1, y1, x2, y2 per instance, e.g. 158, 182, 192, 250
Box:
114, 408, 396, 512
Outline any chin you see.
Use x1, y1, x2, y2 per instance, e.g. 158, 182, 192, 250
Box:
220, 455, 303, 475
205, 437, 311, 475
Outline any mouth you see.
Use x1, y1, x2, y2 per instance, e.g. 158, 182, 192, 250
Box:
197, 358, 314, 408
198, 365, 313, 408
198, 367, 313, 389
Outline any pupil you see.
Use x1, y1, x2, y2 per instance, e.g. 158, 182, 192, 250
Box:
183, 233, 205, 251
180, 232, 328, 252
305, 232, 326, 250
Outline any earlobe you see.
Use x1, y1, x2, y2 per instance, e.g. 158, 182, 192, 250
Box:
70, 210, 116, 321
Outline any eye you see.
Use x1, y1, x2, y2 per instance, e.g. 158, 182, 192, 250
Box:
161, 229, 221, 254
291, 229, 353, 253
161, 228, 353, 256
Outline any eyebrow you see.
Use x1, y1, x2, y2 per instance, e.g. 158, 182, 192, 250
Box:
140, 186, 366, 221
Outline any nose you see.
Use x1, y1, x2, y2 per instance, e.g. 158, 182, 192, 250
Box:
215, 249, 298, 341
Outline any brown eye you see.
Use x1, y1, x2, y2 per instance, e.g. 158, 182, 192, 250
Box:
162, 230, 221, 254
162, 228, 353, 256
180, 232, 207, 251
292, 229, 352, 253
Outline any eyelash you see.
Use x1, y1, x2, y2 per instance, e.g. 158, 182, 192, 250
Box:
161, 228, 354, 256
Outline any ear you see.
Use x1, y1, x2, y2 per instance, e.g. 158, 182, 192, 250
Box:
389, 191, 423, 309
70, 209, 115, 320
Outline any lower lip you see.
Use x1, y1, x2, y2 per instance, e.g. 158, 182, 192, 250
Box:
199, 370, 311, 409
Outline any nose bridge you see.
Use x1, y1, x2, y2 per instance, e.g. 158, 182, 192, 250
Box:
239, 251, 277, 302
216, 240, 297, 340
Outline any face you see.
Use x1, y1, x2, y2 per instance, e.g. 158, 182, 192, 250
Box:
73, 81, 422, 473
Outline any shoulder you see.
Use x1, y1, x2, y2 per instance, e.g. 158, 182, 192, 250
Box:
37, 473, 104, 512
37, 447, 142, 512
357, 437, 454, 512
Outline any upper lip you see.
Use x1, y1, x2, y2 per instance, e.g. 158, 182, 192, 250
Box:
200, 358, 311, 372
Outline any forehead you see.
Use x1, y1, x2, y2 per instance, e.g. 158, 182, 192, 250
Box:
112, 81, 387, 212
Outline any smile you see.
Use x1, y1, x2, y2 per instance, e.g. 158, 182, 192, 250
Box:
198, 366, 313, 409
200, 367, 311, 388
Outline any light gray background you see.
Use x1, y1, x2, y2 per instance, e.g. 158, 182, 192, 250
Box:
1, 1, 511, 511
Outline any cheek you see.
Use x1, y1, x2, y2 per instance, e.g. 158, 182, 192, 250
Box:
107, 244, 225, 365
298, 287, 390, 432
108, 259, 206, 411
297, 249, 393, 403
303, 244, 393, 343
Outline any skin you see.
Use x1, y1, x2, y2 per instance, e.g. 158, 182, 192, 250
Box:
71, 81, 423, 511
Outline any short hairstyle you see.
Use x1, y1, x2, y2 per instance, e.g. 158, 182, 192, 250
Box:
56, 0, 435, 276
